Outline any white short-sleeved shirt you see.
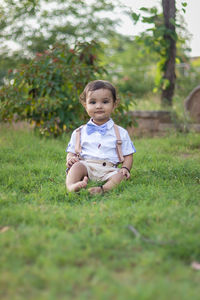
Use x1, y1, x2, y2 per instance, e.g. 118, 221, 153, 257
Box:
66, 118, 136, 164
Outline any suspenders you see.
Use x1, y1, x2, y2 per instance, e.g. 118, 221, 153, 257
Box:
74, 124, 124, 163
113, 124, 124, 163
75, 125, 83, 157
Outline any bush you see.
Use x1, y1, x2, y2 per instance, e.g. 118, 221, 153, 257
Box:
0, 41, 107, 136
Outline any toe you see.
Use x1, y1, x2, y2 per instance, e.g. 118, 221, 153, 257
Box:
83, 176, 88, 183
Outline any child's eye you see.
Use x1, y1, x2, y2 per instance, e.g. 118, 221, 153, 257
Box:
89, 101, 96, 104
103, 100, 109, 104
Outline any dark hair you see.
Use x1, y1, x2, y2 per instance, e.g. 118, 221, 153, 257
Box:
79, 80, 119, 104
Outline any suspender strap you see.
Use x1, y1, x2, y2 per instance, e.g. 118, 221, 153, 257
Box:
75, 126, 83, 156
114, 124, 124, 163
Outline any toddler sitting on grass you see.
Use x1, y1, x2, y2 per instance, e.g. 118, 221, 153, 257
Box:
66, 80, 136, 194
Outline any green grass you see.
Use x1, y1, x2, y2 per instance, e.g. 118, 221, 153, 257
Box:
0, 126, 200, 300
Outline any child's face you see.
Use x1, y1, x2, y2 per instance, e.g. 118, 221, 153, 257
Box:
84, 88, 116, 125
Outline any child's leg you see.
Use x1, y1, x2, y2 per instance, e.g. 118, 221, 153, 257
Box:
66, 162, 88, 192
88, 172, 125, 194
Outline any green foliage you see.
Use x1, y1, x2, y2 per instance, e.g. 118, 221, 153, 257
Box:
176, 63, 200, 97
0, 41, 107, 136
1, 127, 200, 299
0, 0, 118, 50
0, 47, 29, 86
113, 91, 136, 128
101, 34, 156, 98
132, 6, 177, 93
181, 1, 188, 13
0, 0, 120, 84
129, 2, 190, 102
0, 40, 135, 136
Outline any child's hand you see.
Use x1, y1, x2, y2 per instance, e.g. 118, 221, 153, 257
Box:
119, 166, 130, 179
66, 156, 79, 168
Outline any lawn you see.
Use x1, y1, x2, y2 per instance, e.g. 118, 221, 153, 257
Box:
0, 126, 200, 300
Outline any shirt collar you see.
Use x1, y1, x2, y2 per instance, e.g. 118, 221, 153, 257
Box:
87, 118, 114, 129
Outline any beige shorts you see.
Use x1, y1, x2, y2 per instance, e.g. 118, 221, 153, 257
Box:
80, 159, 119, 182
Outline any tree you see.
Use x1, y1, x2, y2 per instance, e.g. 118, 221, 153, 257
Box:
0, 0, 119, 56
0, 0, 120, 83
161, 0, 176, 106
131, 0, 188, 106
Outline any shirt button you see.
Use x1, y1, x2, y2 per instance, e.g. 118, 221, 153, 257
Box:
103, 162, 106, 166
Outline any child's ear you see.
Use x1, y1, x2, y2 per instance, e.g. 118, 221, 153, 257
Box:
113, 101, 117, 109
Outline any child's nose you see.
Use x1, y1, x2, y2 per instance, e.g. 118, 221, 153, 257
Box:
96, 102, 102, 108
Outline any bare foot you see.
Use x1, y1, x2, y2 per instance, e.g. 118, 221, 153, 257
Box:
68, 176, 88, 192
88, 186, 103, 195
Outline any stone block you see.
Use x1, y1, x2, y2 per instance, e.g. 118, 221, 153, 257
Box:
128, 110, 174, 136
185, 85, 200, 123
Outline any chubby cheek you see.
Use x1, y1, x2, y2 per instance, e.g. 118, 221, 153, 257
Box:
86, 105, 93, 113
83, 103, 92, 112
85, 108, 94, 117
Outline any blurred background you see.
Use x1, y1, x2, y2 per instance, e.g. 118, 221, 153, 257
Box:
0, 0, 199, 135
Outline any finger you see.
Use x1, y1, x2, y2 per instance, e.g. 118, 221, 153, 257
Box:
69, 160, 74, 166
72, 158, 78, 164
72, 157, 78, 162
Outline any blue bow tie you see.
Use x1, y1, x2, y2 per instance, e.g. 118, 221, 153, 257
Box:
86, 123, 107, 136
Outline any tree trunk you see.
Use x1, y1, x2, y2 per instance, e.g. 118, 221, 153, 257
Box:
161, 0, 176, 106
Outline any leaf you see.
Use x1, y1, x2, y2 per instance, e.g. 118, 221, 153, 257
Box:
169, 18, 176, 26
150, 7, 158, 15
131, 12, 140, 23
162, 78, 170, 90
142, 16, 155, 24
181, 2, 187, 7
140, 7, 149, 12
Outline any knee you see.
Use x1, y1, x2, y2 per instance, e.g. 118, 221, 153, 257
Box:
70, 161, 87, 174
72, 161, 84, 170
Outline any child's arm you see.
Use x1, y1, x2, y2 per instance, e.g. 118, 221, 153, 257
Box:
66, 152, 79, 168
119, 154, 133, 179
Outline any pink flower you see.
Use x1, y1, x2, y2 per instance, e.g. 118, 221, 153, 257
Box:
36, 52, 43, 57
